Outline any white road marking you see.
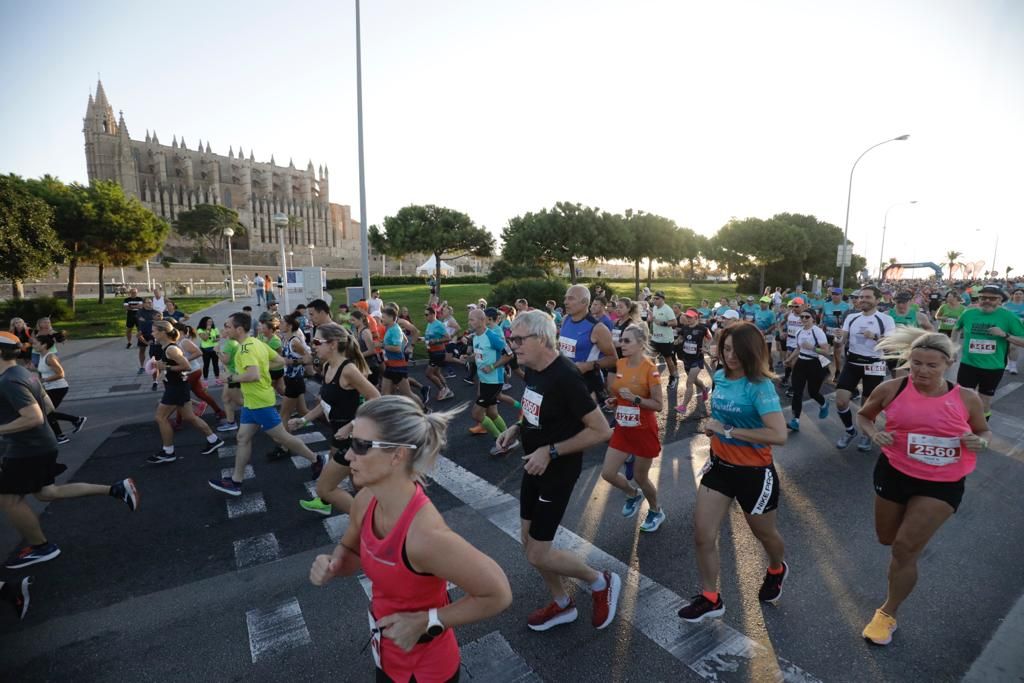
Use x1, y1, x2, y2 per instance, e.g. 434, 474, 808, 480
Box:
429, 456, 821, 682
245, 597, 311, 663
233, 532, 280, 569
323, 514, 350, 543
295, 432, 326, 444
461, 631, 543, 683
221, 465, 255, 481
226, 493, 267, 519
219, 446, 236, 460
292, 451, 328, 470
994, 381, 1022, 402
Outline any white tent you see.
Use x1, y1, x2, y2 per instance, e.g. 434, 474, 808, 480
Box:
415, 257, 455, 276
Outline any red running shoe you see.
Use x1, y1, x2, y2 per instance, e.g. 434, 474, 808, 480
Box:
527, 598, 578, 632
591, 570, 622, 629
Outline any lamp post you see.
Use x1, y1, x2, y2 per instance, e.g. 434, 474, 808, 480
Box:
878, 200, 917, 280
838, 134, 910, 289
308, 243, 315, 267
272, 212, 290, 313
355, 0, 371, 300
289, 250, 294, 270
224, 227, 236, 301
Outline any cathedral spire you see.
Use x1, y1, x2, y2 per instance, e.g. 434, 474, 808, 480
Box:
237, 146, 244, 159
152, 130, 159, 144
94, 79, 110, 110
85, 93, 95, 118
228, 145, 234, 158
196, 138, 202, 152
288, 157, 295, 169
249, 149, 255, 162
145, 129, 151, 143
172, 135, 178, 148
307, 159, 314, 172
206, 141, 212, 153
270, 154, 276, 166
117, 110, 129, 138
180, 137, 187, 150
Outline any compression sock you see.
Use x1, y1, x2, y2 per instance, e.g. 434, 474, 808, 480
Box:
702, 590, 720, 603
493, 415, 508, 432
480, 416, 501, 438
767, 564, 785, 574
838, 407, 854, 431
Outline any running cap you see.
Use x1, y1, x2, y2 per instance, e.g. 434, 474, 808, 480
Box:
354, 301, 369, 312
894, 292, 912, 302
653, 291, 666, 299
498, 305, 513, 314
484, 307, 500, 319
978, 285, 1007, 300
759, 296, 772, 303
746, 295, 754, 300
830, 287, 843, 294
466, 303, 477, 309
0, 332, 21, 347
721, 309, 740, 320
684, 309, 699, 318
790, 297, 805, 305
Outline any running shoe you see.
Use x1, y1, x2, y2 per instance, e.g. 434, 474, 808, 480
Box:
299, 497, 332, 516
639, 509, 666, 533
700, 388, 709, 402
527, 599, 578, 632
216, 420, 239, 432
445, 370, 457, 379
266, 446, 288, 461
72, 416, 88, 434
193, 401, 208, 417
1009, 360, 1019, 375
857, 435, 873, 452
215, 378, 224, 386
502, 383, 512, 391
419, 385, 430, 404
622, 490, 643, 518
147, 451, 177, 465
311, 453, 326, 479
667, 376, 679, 389
674, 405, 688, 416
591, 570, 622, 629
677, 593, 725, 623
110, 478, 140, 512
462, 377, 475, 385
137, 367, 145, 375
758, 562, 788, 603
836, 430, 857, 449
862, 609, 898, 645
200, 438, 226, 455
785, 388, 794, 398
151, 382, 158, 391
489, 439, 519, 456
208, 477, 242, 497
468, 424, 489, 435
787, 418, 800, 432
624, 454, 635, 481
438, 387, 455, 401
56, 434, 71, 445
818, 402, 830, 419
1, 576, 31, 620
5, 542, 61, 570
126, 342, 132, 349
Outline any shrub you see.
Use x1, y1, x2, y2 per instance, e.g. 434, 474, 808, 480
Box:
486, 259, 548, 284
0, 296, 74, 325
325, 275, 488, 289
489, 277, 570, 308
581, 279, 616, 300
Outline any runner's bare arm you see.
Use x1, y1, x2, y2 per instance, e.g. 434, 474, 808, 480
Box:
310, 490, 367, 585
0, 403, 44, 434
590, 324, 617, 371
856, 379, 900, 439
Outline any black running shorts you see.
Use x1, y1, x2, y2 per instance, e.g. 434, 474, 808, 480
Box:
652, 342, 676, 360
475, 382, 502, 408
383, 369, 408, 384
0, 452, 65, 495
283, 376, 305, 398
520, 453, 582, 542
681, 355, 705, 372
428, 352, 447, 368
873, 455, 965, 512
836, 362, 885, 399
956, 363, 1004, 398
160, 382, 191, 407
329, 420, 353, 456
699, 455, 780, 515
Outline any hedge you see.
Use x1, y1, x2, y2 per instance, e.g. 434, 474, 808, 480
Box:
326, 275, 488, 290
0, 297, 74, 324
488, 277, 571, 308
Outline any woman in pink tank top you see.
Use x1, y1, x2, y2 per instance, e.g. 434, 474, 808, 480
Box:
855, 329, 991, 647
309, 395, 512, 683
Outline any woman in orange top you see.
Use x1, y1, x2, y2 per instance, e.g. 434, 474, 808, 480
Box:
600, 324, 666, 532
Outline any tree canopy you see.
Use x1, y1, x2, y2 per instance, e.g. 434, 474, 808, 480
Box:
174, 204, 246, 256
615, 210, 677, 297
0, 174, 66, 299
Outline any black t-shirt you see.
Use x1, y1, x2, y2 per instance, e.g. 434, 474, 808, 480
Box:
677, 323, 710, 357
0, 365, 59, 457
136, 309, 157, 338
124, 296, 144, 318
928, 292, 943, 313
520, 355, 596, 455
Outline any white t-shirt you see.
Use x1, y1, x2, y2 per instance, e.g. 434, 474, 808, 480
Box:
785, 313, 802, 349
152, 294, 167, 313
842, 311, 896, 361
796, 327, 828, 359
368, 296, 384, 318
254, 275, 264, 289
651, 304, 676, 344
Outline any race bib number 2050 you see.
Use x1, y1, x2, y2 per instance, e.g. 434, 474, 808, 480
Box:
522, 388, 543, 427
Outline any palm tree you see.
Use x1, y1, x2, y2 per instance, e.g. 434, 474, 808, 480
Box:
946, 251, 962, 280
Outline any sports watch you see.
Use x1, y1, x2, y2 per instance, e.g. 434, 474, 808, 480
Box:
548, 444, 559, 460
632, 396, 642, 407
426, 608, 444, 637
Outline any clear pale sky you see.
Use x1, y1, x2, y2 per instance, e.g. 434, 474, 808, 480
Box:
1, 0, 1021, 276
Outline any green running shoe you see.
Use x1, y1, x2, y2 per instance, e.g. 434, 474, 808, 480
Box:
299, 497, 332, 516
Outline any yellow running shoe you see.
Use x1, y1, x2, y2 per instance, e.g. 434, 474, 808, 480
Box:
862, 609, 897, 645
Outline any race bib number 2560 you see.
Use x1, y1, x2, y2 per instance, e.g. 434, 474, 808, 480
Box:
907, 433, 961, 466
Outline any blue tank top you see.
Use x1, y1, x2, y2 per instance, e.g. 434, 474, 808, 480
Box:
558, 315, 600, 363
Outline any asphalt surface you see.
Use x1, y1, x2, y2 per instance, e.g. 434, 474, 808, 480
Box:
1, 361, 1023, 682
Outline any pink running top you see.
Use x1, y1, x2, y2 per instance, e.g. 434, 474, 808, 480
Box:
360, 484, 459, 682
882, 380, 977, 482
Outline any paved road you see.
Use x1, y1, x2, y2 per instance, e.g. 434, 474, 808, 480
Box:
2, 298, 1023, 682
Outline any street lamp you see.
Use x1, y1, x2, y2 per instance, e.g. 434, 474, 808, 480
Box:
355, 0, 371, 300
224, 227, 236, 302
289, 250, 294, 270
838, 134, 910, 289
272, 212, 290, 313
308, 243, 315, 267
878, 200, 917, 280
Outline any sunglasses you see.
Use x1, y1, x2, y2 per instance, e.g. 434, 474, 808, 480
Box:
508, 334, 537, 346
349, 437, 418, 456
800, 315, 813, 320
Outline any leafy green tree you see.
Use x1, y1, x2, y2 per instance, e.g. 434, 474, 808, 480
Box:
79, 181, 169, 303
174, 204, 246, 257
715, 217, 807, 293
0, 175, 66, 299
945, 250, 962, 280
370, 204, 493, 299
615, 210, 677, 297
24, 175, 88, 308
501, 202, 620, 284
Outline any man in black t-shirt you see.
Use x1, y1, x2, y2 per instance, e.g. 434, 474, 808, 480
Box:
494, 311, 621, 634
0, 333, 138, 572
123, 288, 144, 349
134, 298, 158, 373
674, 310, 711, 416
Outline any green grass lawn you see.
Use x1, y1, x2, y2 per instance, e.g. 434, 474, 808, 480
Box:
56, 297, 225, 338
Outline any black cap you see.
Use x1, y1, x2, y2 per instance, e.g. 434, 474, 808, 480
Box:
653, 291, 666, 299
978, 285, 1007, 301
894, 292, 912, 303
484, 307, 500, 319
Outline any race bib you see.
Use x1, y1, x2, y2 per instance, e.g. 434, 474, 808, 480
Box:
683, 341, 698, 355
522, 388, 543, 427
697, 457, 713, 479
907, 433, 961, 466
612, 328, 621, 345
557, 336, 577, 358
864, 361, 887, 376
474, 350, 485, 364
367, 609, 382, 668
968, 339, 997, 355
320, 399, 332, 420
942, 318, 957, 327
614, 404, 641, 427
787, 323, 801, 337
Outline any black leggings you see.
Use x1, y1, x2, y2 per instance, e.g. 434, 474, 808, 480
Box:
791, 357, 826, 418
202, 347, 220, 378
45, 387, 79, 437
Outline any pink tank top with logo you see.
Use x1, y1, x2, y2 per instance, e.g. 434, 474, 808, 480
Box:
360, 484, 459, 682
882, 380, 977, 482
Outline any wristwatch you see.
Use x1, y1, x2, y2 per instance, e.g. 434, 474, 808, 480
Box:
548, 444, 559, 460
632, 396, 642, 407
426, 608, 444, 637
723, 425, 734, 439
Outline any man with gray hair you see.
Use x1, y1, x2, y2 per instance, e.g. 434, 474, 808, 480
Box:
495, 310, 621, 633
559, 285, 617, 402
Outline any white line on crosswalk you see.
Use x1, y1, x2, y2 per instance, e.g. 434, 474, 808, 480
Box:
234, 532, 280, 569
226, 493, 267, 519
292, 451, 328, 470
295, 432, 326, 444
219, 446, 236, 460
245, 597, 311, 663
222, 464, 255, 481
428, 456, 822, 683
323, 514, 350, 543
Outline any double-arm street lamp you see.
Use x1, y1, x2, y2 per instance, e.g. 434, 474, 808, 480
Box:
272, 212, 290, 313
878, 200, 917, 280
224, 227, 236, 301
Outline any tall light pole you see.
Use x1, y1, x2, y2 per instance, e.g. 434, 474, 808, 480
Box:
289, 250, 294, 270
308, 243, 315, 267
839, 134, 910, 289
224, 227, 236, 302
273, 212, 290, 313
355, 0, 371, 300
878, 200, 917, 280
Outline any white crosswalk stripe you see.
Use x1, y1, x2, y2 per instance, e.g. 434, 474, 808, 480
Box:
245, 597, 311, 663
233, 532, 280, 569
226, 493, 267, 519
222, 464, 255, 481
